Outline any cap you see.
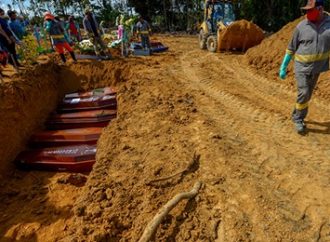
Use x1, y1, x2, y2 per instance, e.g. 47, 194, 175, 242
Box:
301, 0, 324, 10
44, 13, 55, 21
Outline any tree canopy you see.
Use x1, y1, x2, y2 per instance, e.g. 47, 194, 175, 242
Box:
6, 0, 330, 32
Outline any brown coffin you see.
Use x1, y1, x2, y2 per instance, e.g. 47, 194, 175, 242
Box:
47, 121, 111, 130
64, 87, 117, 99
47, 109, 117, 129
17, 160, 95, 172
16, 145, 97, 163
30, 127, 102, 146
16, 145, 96, 172
49, 109, 117, 122
59, 95, 117, 112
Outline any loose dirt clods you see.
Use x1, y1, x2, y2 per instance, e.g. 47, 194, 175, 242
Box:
0, 30, 330, 242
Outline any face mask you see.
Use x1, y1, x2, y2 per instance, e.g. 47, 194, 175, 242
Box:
307, 8, 320, 22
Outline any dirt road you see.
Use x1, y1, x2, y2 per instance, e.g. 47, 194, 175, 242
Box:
1, 35, 329, 242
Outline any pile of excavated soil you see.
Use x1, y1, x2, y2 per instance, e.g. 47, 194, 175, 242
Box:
245, 17, 303, 79
59, 58, 137, 92
59, 37, 218, 242
219, 19, 264, 51
245, 16, 330, 101
61, 35, 330, 242
69, 82, 209, 241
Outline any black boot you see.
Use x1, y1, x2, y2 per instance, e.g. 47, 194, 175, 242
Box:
59, 53, 66, 64
69, 51, 77, 63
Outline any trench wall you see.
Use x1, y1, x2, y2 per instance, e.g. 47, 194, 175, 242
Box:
0, 63, 84, 179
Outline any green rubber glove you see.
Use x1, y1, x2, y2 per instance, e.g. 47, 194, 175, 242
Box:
279, 53, 292, 80
45, 21, 52, 32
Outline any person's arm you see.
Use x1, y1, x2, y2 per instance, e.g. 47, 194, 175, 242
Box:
135, 22, 141, 35
83, 17, 88, 32
279, 28, 298, 79
0, 24, 12, 44
64, 22, 69, 31
8, 22, 20, 43
1, 20, 17, 43
44, 21, 52, 33
93, 14, 99, 29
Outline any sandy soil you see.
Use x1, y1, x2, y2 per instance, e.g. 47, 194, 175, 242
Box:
0, 32, 329, 242
0, 63, 60, 177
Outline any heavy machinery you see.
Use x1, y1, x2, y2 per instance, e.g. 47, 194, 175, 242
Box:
199, 0, 264, 52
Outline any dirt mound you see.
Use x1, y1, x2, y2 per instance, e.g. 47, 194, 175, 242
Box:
218, 19, 264, 51
245, 16, 330, 101
68, 86, 209, 241
245, 17, 302, 78
59, 59, 135, 92
59, 37, 219, 242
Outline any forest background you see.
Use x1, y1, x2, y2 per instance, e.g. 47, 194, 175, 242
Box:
4, 0, 330, 32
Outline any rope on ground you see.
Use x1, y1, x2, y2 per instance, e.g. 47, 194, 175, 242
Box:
138, 181, 202, 242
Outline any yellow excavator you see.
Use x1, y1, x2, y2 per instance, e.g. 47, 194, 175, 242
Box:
199, 0, 264, 52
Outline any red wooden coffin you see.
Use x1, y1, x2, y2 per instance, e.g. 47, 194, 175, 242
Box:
17, 160, 95, 172
59, 94, 117, 112
30, 127, 102, 146
49, 109, 117, 122
16, 145, 96, 172
47, 109, 117, 129
47, 121, 111, 130
17, 145, 97, 163
64, 87, 117, 99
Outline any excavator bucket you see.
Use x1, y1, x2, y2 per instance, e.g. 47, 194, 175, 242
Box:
217, 19, 264, 52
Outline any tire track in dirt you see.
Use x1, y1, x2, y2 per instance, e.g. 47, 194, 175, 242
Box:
167, 49, 330, 241
179, 52, 330, 164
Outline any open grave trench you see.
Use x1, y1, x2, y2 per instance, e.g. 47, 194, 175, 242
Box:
0, 59, 136, 242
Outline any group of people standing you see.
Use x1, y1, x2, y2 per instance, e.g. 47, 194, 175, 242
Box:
0, 7, 115, 70
0, 8, 26, 69
43, 8, 111, 64
0, 7, 153, 73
